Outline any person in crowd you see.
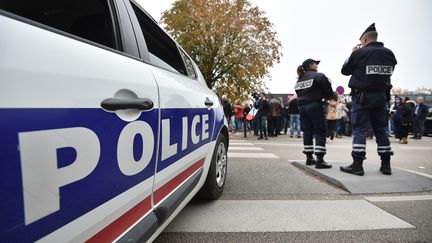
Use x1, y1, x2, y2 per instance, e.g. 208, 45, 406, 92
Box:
255, 92, 270, 140
399, 96, 415, 144
288, 95, 301, 138
268, 97, 281, 137
282, 101, 290, 134
252, 94, 260, 136
390, 97, 402, 141
326, 92, 338, 142
340, 23, 397, 176
221, 95, 233, 132
242, 101, 252, 133
345, 98, 353, 136
233, 99, 244, 133
336, 98, 349, 138
412, 96, 429, 140
295, 58, 333, 169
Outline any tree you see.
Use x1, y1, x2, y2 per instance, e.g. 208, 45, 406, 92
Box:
161, 0, 282, 99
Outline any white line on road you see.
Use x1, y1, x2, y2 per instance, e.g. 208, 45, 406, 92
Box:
228, 153, 279, 159
230, 142, 254, 146
256, 142, 432, 151
229, 147, 264, 151
165, 200, 413, 232
255, 142, 302, 147
394, 167, 432, 179
230, 139, 249, 142
365, 195, 432, 202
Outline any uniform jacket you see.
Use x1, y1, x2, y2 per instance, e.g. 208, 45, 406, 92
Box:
295, 70, 333, 106
326, 100, 338, 120
342, 42, 397, 92
414, 103, 429, 120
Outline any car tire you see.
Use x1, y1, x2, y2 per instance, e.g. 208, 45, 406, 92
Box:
198, 133, 228, 200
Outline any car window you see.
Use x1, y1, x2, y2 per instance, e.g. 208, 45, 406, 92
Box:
180, 49, 197, 79
0, 0, 116, 49
130, 2, 187, 76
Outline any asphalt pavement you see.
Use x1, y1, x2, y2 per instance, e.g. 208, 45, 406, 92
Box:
155, 133, 432, 242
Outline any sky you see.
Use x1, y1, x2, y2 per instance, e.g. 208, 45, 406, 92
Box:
139, 0, 432, 94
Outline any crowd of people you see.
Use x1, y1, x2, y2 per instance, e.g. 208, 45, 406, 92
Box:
221, 93, 429, 144
389, 96, 429, 143
221, 93, 355, 142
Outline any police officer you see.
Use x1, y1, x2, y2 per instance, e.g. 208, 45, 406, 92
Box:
295, 59, 333, 169
340, 23, 397, 176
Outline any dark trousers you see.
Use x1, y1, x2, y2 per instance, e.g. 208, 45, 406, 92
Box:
270, 116, 280, 136
336, 119, 345, 136
327, 120, 337, 140
299, 102, 326, 155
351, 92, 392, 161
393, 120, 402, 139
401, 123, 411, 138
283, 116, 290, 134
413, 118, 425, 138
258, 115, 268, 138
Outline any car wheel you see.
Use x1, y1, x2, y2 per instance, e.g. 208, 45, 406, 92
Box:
198, 133, 228, 200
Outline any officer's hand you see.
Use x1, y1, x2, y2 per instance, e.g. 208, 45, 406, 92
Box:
352, 44, 362, 52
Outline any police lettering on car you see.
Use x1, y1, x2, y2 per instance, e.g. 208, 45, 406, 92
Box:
295, 59, 334, 169
340, 23, 397, 176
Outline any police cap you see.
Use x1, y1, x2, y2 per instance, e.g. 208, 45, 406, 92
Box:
360, 23, 376, 40
302, 58, 320, 70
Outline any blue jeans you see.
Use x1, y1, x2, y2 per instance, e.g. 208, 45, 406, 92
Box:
299, 103, 326, 155
258, 115, 268, 137
234, 118, 243, 132
290, 114, 301, 136
351, 92, 393, 161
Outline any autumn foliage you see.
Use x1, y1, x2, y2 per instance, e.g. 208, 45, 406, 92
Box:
161, 0, 282, 99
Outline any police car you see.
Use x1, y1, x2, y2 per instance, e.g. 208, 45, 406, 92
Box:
0, 0, 229, 242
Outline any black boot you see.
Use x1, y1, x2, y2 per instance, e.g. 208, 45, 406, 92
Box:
315, 154, 332, 169
380, 156, 392, 175
305, 154, 316, 166
340, 159, 364, 176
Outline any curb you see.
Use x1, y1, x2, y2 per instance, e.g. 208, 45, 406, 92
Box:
292, 161, 351, 193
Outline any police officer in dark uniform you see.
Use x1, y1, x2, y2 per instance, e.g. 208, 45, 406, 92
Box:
295, 59, 333, 169
340, 23, 397, 176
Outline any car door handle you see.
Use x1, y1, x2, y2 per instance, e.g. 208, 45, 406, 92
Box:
101, 98, 154, 111
204, 97, 213, 107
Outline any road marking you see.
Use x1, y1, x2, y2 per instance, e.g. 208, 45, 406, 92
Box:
230, 139, 249, 142
255, 142, 302, 146
229, 147, 264, 151
395, 167, 432, 179
255, 142, 432, 151
228, 153, 279, 159
165, 200, 413, 232
365, 195, 432, 202
230, 142, 254, 146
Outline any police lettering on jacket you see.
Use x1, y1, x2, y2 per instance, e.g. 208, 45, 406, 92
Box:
295, 70, 333, 105
342, 42, 397, 92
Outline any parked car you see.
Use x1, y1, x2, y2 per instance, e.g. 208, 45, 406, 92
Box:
0, 0, 229, 242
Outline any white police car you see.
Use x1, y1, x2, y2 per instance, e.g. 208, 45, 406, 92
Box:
0, 1, 229, 242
